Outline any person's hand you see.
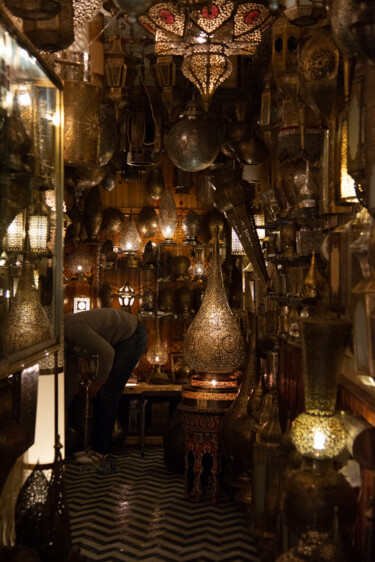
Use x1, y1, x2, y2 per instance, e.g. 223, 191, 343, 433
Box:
88, 380, 102, 398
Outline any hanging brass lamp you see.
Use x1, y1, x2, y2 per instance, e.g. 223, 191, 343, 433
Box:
22, 0, 74, 52
4, 0, 60, 20
183, 232, 245, 377
159, 186, 177, 243
166, 101, 220, 172
5, 260, 52, 354
181, 46, 232, 112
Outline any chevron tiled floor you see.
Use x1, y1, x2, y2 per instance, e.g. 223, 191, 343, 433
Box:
65, 447, 260, 562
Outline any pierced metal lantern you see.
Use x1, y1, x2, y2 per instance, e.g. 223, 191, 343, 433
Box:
191, 246, 207, 279
137, 206, 159, 239
118, 280, 135, 309
101, 207, 124, 234
166, 102, 220, 172
5, 261, 52, 354
119, 217, 142, 254
65, 247, 93, 275
23, 0, 74, 52
183, 233, 245, 376
104, 35, 137, 116
73, 0, 102, 28
4, 0, 60, 20
63, 69, 102, 167
159, 187, 177, 242
142, 240, 158, 268
182, 210, 201, 244
28, 209, 48, 253
284, 0, 326, 27
181, 46, 232, 112
291, 317, 352, 460
146, 167, 165, 201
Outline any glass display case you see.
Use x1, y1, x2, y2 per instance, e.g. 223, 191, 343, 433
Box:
0, 9, 64, 377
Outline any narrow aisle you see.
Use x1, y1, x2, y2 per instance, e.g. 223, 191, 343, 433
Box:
65, 447, 260, 562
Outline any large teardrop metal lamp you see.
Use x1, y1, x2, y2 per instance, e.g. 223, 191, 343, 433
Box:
183, 231, 245, 406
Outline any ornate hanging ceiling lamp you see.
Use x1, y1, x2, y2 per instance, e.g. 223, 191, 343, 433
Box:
139, 1, 273, 110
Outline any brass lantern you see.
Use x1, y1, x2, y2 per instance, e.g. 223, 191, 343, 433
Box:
118, 280, 136, 309
181, 46, 232, 112
291, 317, 351, 460
283, 0, 326, 27
159, 187, 177, 243
104, 35, 137, 118
22, 0, 74, 52
4, 0, 60, 20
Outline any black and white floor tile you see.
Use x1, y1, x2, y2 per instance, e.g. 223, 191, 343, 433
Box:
65, 447, 260, 562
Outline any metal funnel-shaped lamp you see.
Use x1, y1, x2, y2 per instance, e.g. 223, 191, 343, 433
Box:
183, 232, 245, 377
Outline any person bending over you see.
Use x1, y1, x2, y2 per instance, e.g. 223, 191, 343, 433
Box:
64, 308, 148, 463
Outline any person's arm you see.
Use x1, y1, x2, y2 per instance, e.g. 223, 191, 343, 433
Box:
65, 322, 115, 387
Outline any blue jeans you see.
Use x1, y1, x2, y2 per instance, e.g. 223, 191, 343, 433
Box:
92, 322, 148, 454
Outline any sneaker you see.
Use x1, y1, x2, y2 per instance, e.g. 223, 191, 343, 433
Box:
76, 451, 108, 464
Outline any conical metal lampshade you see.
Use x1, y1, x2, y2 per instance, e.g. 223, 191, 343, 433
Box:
159, 187, 177, 242
119, 217, 142, 254
5, 261, 52, 354
183, 233, 245, 374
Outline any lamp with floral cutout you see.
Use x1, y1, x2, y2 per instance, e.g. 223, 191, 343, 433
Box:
139, 1, 272, 111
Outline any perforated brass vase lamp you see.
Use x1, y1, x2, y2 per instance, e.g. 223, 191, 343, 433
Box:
159, 187, 177, 243
4, 261, 52, 354
137, 206, 159, 239
182, 232, 245, 408
119, 216, 142, 267
182, 210, 201, 244
147, 318, 169, 384
291, 317, 352, 460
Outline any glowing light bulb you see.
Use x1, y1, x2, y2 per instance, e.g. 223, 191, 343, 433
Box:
313, 430, 326, 450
